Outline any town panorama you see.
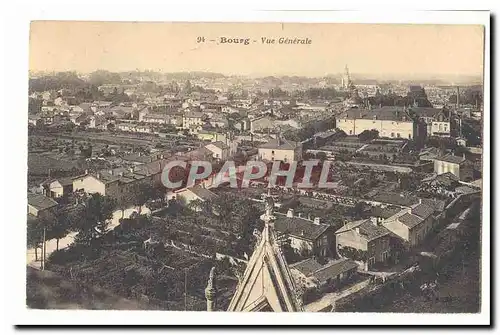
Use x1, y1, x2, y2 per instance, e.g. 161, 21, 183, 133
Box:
27, 66, 483, 313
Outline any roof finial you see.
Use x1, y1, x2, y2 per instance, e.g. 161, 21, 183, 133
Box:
205, 266, 217, 311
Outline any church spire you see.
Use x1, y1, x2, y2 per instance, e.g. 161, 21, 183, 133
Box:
227, 190, 303, 312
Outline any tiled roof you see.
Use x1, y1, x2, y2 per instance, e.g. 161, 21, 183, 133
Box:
291, 258, 358, 283
312, 259, 358, 283
421, 198, 446, 212
411, 107, 446, 118
28, 193, 58, 211
290, 258, 323, 276
411, 203, 435, 220
343, 107, 412, 121
259, 138, 298, 150
435, 154, 466, 165
397, 213, 423, 228
274, 213, 329, 241
335, 219, 390, 241
368, 206, 401, 219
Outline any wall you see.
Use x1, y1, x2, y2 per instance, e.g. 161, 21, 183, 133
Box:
368, 235, 391, 263
73, 175, 106, 195
382, 219, 410, 242
258, 148, 296, 162
336, 230, 368, 251
434, 160, 460, 178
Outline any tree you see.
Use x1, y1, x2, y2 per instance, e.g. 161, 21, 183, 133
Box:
27, 218, 44, 261
73, 193, 116, 246
49, 209, 72, 251
131, 183, 152, 215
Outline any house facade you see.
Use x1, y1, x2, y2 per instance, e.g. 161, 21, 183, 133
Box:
274, 210, 333, 258
258, 137, 303, 162
335, 218, 392, 270
382, 202, 436, 247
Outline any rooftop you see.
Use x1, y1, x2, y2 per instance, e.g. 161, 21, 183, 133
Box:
274, 213, 329, 241
435, 154, 467, 165
335, 219, 390, 241
259, 138, 299, 151
342, 106, 413, 122
290, 258, 358, 283
188, 185, 218, 201
28, 193, 58, 211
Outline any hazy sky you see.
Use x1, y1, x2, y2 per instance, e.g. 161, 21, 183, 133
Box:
29, 21, 484, 78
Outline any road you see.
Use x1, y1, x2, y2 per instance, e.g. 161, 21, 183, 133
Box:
27, 205, 151, 268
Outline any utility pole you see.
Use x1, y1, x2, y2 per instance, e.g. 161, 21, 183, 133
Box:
41, 224, 46, 271
184, 268, 187, 311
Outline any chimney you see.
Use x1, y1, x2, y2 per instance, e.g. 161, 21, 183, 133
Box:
355, 227, 360, 234
129, 167, 135, 173
84, 169, 89, 175
287, 208, 294, 218
463, 153, 466, 160
298, 212, 302, 218
307, 214, 312, 221
456, 86, 460, 109
314, 217, 321, 225
419, 198, 422, 204
301, 230, 305, 236
370, 217, 378, 226
109, 169, 113, 175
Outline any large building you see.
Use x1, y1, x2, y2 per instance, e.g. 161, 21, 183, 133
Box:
411, 107, 453, 137
336, 106, 417, 139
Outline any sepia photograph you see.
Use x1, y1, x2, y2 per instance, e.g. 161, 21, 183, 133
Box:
12, 8, 490, 326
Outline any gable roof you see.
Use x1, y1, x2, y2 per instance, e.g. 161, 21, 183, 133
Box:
274, 213, 329, 241
28, 193, 58, 211
227, 212, 303, 312
435, 154, 467, 165
259, 138, 298, 151
411, 203, 435, 220
335, 219, 390, 241
311, 259, 358, 283
397, 212, 423, 228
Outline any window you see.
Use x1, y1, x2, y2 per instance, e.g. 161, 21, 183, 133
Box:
408, 134, 412, 139
397, 133, 401, 138
391, 132, 395, 138
271, 150, 275, 155
349, 130, 353, 135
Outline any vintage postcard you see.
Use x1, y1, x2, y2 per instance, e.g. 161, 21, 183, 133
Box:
21, 12, 489, 326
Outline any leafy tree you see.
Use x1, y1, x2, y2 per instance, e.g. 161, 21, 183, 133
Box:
27, 218, 44, 261
73, 193, 116, 246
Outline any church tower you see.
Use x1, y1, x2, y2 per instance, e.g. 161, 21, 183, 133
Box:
343, 64, 351, 90
227, 189, 303, 312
